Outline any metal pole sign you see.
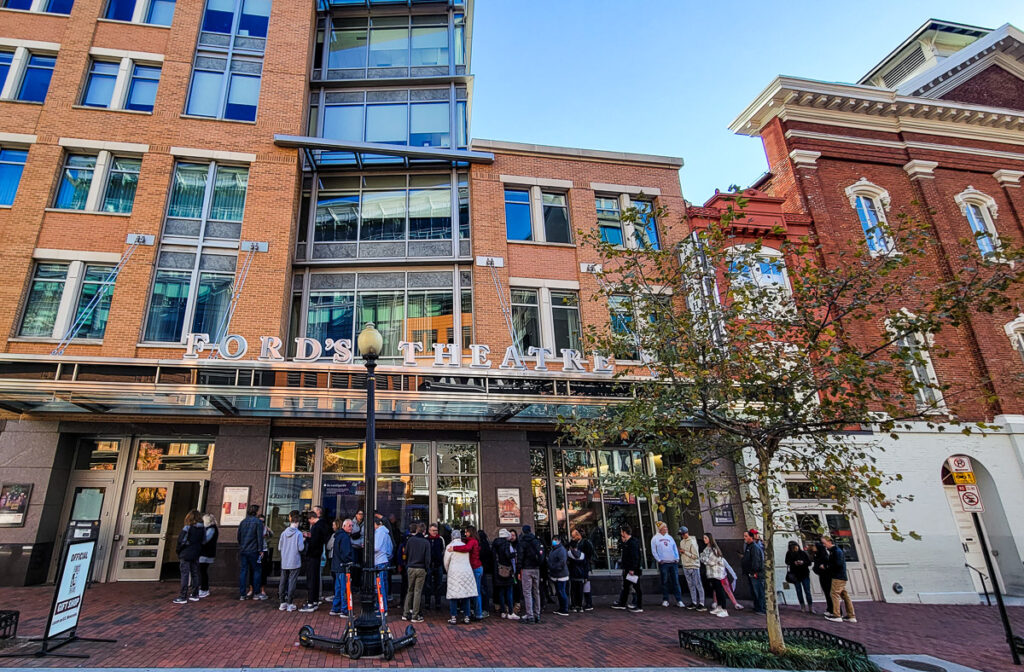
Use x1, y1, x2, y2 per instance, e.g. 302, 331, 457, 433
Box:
956, 484, 984, 513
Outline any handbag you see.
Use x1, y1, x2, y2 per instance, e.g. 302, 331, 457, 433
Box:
785, 570, 797, 584
497, 563, 513, 578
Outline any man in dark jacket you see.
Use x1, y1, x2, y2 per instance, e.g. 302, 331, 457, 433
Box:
300, 507, 331, 612
329, 518, 355, 616
237, 505, 266, 601
402, 523, 430, 622
742, 530, 766, 614
517, 525, 545, 623
425, 523, 446, 610
822, 535, 857, 623
612, 524, 643, 612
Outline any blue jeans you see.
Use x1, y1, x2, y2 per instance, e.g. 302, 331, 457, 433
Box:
239, 551, 262, 597
425, 566, 443, 608
749, 575, 766, 613
332, 571, 350, 614
472, 566, 484, 617
659, 562, 683, 602
375, 563, 390, 611
794, 576, 813, 608
449, 597, 471, 618
554, 580, 568, 612
496, 584, 514, 614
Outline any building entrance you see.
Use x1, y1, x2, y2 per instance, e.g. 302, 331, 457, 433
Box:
115, 480, 206, 581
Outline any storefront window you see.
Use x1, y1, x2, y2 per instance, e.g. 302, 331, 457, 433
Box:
268, 440, 316, 548
530, 447, 551, 543
135, 440, 213, 471
74, 439, 120, 470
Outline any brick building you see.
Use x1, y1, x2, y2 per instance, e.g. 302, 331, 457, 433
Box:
730, 19, 1024, 603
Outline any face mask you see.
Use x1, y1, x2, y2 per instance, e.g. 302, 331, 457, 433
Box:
552, 540, 559, 546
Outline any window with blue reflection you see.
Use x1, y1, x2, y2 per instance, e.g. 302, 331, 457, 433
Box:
410, 102, 449, 147
104, 0, 134, 20
202, 0, 235, 33
191, 272, 233, 340
210, 165, 248, 221
146, 0, 174, 25
237, 0, 270, 37
125, 64, 160, 112
369, 26, 408, 67
168, 163, 210, 219
55, 155, 96, 210
186, 70, 223, 117
144, 269, 191, 341
365, 104, 407, 145
329, 24, 367, 69
456, 101, 467, 148
0, 52, 12, 92
102, 157, 141, 213
18, 54, 56, 103
315, 192, 358, 241
2, 0, 33, 9
633, 200, 659, 250
0, 147, 28, 207
597, 196, 623, 246
408, 187, 451, 240
45, 0, 73, 13
965, 203, 997, 257
359, 190, 406, 240
854, 195, 891, 254
82, 61, 119, 108
322, 105, 363, 141
224, 73, 259, 121
20, 263, 67, 337
411, 25, 447, 66
306, 291, 354, 345
504, 189, 532, 241
74, 265, 115, 339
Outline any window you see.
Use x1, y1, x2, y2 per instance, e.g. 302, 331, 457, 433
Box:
1006, 316, 1024, 368
45, 0, 73, 12
105, 0, 135, 20
955, 187, 1000, 258
146, 0, 174, 25
81, 56, 161, 112
19, 260, 117, 340
104, 0, 175, 24
202, 0, 269, 37
144, 161, 247, 343
597, 196, 623, 245
511, 288, 541, 354
542, 192, 571, 243
551, 291, 582, 352
846, 179, 894, 255
505, 189, 531, 241
17, 53, 56, 103
889, 314, 943, 410
136, 440, 214, 471
53, 152, 142, 214
0, 147, 28, 207
125, 64, 160, 111
608, 294, 638, 360
0, 51, 12, 92
1, 0, 33, 9
83, 60, 119, 108
633, 199, 660, 249
315, 88, 467, 150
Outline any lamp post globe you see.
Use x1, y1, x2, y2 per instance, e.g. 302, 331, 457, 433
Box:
358, 322, 383, 358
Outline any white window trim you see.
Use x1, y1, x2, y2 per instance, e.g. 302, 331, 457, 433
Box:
18, 258, 114, 342
886, 309, 946, 413
50, 147, 145, 214
0, 42, 60, 102
82, 49, 163, 114
508, 279, 582, 354
845, 178, 896, 257
726, 245, 793, 295
1004, 315, 1024, 366
953, 186, 1004, 260
504, 185, 572, 245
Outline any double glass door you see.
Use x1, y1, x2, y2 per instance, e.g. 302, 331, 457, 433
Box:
116, 481, 204, 581
795, 510, 874, 600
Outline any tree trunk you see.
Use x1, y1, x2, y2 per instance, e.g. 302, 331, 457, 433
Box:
757, 458, 786, 654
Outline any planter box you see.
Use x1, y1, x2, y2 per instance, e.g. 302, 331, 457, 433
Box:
679, 627, 867, 661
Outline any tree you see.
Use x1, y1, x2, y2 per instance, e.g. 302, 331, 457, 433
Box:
559, 192, 1024, 653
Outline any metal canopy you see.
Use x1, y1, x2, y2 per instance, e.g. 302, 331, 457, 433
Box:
274, 135, 494, 171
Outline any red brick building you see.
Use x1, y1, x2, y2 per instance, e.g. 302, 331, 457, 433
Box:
730, 19, 1024, 603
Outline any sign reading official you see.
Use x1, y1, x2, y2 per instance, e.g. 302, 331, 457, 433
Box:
47, 539, 95, 638
956, 484, 985, 513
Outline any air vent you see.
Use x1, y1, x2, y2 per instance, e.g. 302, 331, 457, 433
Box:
881, 46, 927, 88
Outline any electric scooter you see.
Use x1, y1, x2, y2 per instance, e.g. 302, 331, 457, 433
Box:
375, 570, 396, 661
298, 564, 362, 657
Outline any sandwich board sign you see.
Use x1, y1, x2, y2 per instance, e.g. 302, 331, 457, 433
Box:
956, 484, 985, 513
47, 538, 95, 638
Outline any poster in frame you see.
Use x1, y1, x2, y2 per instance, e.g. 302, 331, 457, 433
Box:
0, 483, 32, 528
496, 487, 521, 526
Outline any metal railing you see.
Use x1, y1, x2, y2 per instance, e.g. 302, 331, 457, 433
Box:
966, 562, 992, 605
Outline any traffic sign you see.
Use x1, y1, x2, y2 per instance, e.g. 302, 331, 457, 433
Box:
952, 471, 976, 485
947, 456, 973, 473
957, 484, 984, 513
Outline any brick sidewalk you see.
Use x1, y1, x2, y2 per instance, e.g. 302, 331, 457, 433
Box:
0, 583, 1021, 671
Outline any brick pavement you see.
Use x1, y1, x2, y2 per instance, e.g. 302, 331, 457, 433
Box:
0, 583, 1021, 671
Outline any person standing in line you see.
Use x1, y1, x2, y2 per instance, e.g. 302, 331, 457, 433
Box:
570, 528, 595, 610
651, 522, 683, 608
278, 510, 305, 612
491, 528, 519, 619
679, 527, 705, 611
350, 510, 365, 589
452, 526, 486, 619
548, 534, 570, 616
714, 551, 743, 612
444, 530, 476, 625
742, 530, 766, 614
516, 525, 544, 624
478, 529, 494, 614
822, 536, 857, 623
402, 523, 430, 623
299, 507, 331, 612
611, 524, 643, 613
373, 517, 394, 609
509, 528, 523, 614
172, 510, 204, 604
810, 541, 835, 617
329, 518, 354, 617
700, 533, 730, 618
567, 538, 587, 613
785, 540, 814, 613
256, 513, 272, 599
198, 513, 219, 598
238, 505, 266, 601
425, 523, 446, 610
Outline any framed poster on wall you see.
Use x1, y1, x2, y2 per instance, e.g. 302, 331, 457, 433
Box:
221, 486, 250, 526
711, 492, 736, 526
496, 487, 521, 526
0, 483, 32, 527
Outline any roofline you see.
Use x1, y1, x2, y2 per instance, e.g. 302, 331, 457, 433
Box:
896, 23, 1023, 95
857, 18, 993, 85
470, 138, 684, 168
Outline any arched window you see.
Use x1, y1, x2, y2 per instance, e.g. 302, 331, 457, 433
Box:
954, 187, 1000, 258
845, 178, 894, 256
1004, 315, 1024, 367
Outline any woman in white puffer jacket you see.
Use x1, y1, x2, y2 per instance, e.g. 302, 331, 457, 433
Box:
444, 530, 478, 625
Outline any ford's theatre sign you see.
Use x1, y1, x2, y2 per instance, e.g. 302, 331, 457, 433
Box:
182, 332, 617, 375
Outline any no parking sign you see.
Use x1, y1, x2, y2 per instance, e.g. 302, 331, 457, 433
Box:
956, 484, 985, 513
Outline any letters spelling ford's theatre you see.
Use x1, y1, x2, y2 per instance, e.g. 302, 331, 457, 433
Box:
181, 333, 617, 375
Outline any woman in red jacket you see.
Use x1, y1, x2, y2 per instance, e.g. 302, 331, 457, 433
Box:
453, 526, 485, 619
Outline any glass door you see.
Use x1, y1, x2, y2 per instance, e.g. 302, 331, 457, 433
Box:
116, 484, 170, 581
797, 511, 873, 600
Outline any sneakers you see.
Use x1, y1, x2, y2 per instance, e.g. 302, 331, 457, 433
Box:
695, 604, 707, 612
507, 612, 521, 620
463, 616, 470, 624
279, 603, 288, 611
500, 612, 507, 619
677, 600, 685, 608
329, 610, 343, 616
627, 606, 644, 613
298, 603, 318, 613
824, 611, 838, 618
412, 614, 424, 623
188, 596, 200, 602
661, 600, 670, 607
240, 595, 250, 601
255, 593, 269, 601
401, 613, 411, 621
714, 609, 729, 618
173, 597, 188, 604
286, 603, 297, 612
610, 603, 627, 610
448, 616, 457, 625
685, 603, 696, 610
519, 616, 534, 624
554, 610, 569, 617
825, 615, 843, 622
198, 590, 210, 598
584, 606, 594, 611
844, 617, 858, 623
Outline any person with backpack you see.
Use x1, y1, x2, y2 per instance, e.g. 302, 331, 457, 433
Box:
278, 510, 305, 612
491, 528, 518, 619
197, 513, 219, 598
516, 525, 544, 624
547, 534, 570, 616
567, 538, 588, 613
173, 510, 204, 604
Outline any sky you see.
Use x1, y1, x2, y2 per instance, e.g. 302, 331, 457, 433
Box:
470, 1, 1024, 203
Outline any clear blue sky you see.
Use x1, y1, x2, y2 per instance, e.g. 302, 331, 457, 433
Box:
470, 2, 1024, 203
